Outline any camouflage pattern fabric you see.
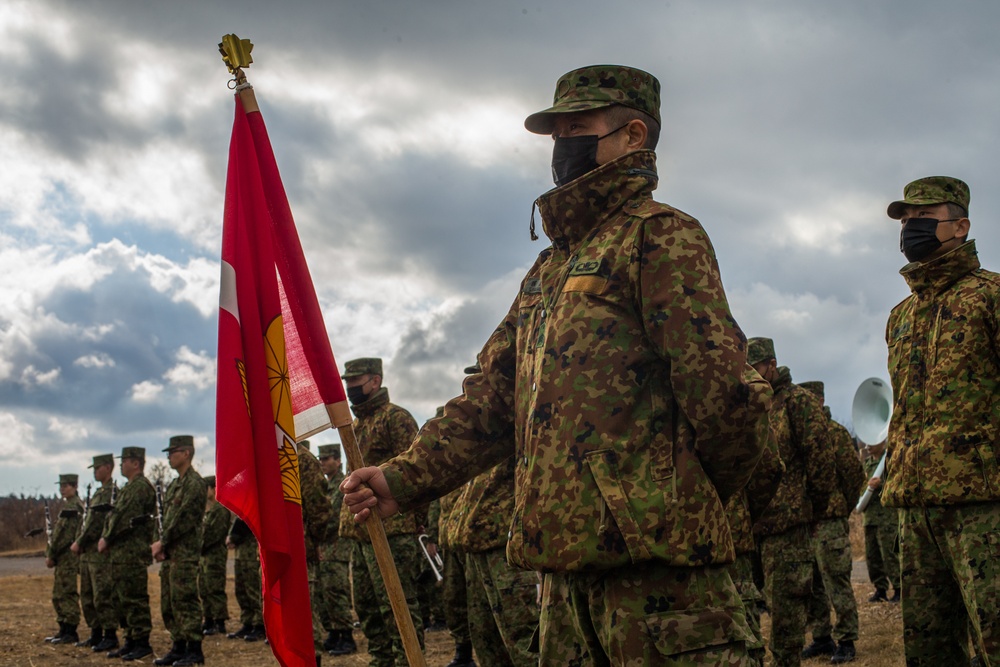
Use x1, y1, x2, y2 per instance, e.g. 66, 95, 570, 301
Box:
297, 442, 332, 654
318, 471, 353, 632
539, 560, 752, 665
760, 525, 814, 667
102, 473, 155, 640
48, 494, 84, 624
861, 455, 899, 592
727, 553, 765, 667
199, 500, 231, 623
453, 456, 517, 553
157, 467, 206, 642
883, 240, 1000, 664
817, 417, 866, 520
232, 532, 263, 627
383, 150, 771, 574
77, 480, 115, 631
883, 241, 1000, 507
805, 517, 858, 642
415, 496, 446, 630
354, 537, 424, 667
441, 547, 470, 644
466, 548, 539, 667
160, 560, 201, 642
338, 387, 421, 542
898, 503, 1000, 666
886, 175, 970, 219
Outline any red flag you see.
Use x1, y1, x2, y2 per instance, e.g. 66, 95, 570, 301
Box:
216, 93, 346, 667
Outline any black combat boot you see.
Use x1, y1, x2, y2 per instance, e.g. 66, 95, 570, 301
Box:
888, 589, 901, 603
202, 618, 215, 635
329, 629, 357, 655
173, 640, 205, 666
868, 588, 888, 602
227, 622, 252, 639
322, 629, 337, 652
120, 635, 153, 661
77, 626, 102, 647
801, 635, 837, 658
214, 619, 227, 635
52, 624, 79, 644
445, 640, 477, 667
94, 629, 119, 652
244, 624, 266, 642
44, 622, 66, 643
153, 640, 186, 665
831, 639, 856, 664
107, 636, 133, 658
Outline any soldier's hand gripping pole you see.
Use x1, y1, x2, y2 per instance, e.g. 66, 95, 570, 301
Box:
327, 402, 426, 667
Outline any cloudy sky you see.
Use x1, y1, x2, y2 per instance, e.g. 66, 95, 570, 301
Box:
2, 0, 997, 494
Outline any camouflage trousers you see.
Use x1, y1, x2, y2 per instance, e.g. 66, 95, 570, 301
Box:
354, 537, 424, 667
417, 557, 446, 630
465, 547, 539, 667
806, 518, 858, 642
161, 559, 203, 642
80, 555, 116, 631
727, 553, 765, 667
233, 555, 263, 627
308, 562, 324, 654
319, 557, 353, 632
760, 525, 815, 667
52, 557, 81, 625
539, 560, 752, 666
111, 560, 152, 640
864, 519, 900, 592
199, 549, 229, 622
898, 503, 1000, 667
442, 547, 470, 644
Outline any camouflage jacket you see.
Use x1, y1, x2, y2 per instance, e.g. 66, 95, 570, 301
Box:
201, 500, 231, 557
753, 368, 837, 538
157, 468, 206, 561
228, 518, 259, 561
76, 480, 114, 557
817, 417, 866, 520
437, 487, 466, 551
47, 495, 84, 564
102, 473, 156, 564
339, 387, 421, 541
884, 241, 1000, 507
724, 415, 784, 556
319, 472, 353, 562
298, 444, 331, 564
383, 151, 772, 572
861, 453, 896, 527
454, 457, 515, 553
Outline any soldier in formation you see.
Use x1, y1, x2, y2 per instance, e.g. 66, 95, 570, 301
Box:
296, 438, 334, 665
71, 453, 119, 652
43, 473, 85, 645
317, 444, 357, 656
99, 446, 156, 660
435, 486, 473, 667
227, 516, 264, 641
199, 475, 230, 636
152, 435, 208, 666
860, 442, 900, 603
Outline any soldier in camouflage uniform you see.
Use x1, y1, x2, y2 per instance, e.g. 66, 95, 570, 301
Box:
859, 443, 899, 602
44, 473, 85, 644
798, 381, 867, 663
98, 446, 156, 660
199, 475, 231, 636
340, 357, 424, 667
296, 439, 333, 663
343, 66, 774, 665
149, 435, 208, 666
71, 453, 119, 651
436, 485, 474, 667
317, 444, 356, 655
883, 176, 1000, 666
226, 517, 263, 640
748, 342, 837, 667
417, 496, 448, 634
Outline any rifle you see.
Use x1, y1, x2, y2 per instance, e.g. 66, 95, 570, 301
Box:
81, 483, 92, 532
23, 501, 54, 542
154, 480, 165, 540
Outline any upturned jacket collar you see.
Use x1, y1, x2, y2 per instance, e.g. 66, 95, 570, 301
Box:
771, 365, 793, 394
350, 386, 390, 417
900, 240, 981, 296
535, 149, 659, 252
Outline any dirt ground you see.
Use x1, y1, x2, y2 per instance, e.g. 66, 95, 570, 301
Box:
0, 551, 908, 667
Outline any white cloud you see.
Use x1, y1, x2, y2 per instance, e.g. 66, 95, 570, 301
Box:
74, 353, 116, 368
21, 364, 61, 387
0, 410, 36, 460
131, 380, 164, 403
163, 346, 216, 392
47, 416, 90, 441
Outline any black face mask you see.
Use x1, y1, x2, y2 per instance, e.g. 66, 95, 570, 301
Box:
346, 385, 370, 406
900, 217, 959, 263
551, 124, 629, 187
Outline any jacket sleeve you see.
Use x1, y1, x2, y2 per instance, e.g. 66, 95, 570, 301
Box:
834, 423, 866, 507
634, 212, 768, 498
161, 476, 206, 550
789, 390, 838, 516
745, 419, 786, 523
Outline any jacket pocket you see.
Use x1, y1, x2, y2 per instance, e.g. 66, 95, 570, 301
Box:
644, 605, 754, 657
585, 449, 651, 564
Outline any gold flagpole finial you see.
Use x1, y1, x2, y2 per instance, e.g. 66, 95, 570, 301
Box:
219, 34, 253, 74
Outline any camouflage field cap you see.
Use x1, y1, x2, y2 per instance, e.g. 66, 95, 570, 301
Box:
746, 337, 776, 366
203, 475, 216, 487
524, 64, 662, 135
798, 380, 824, 398
299, 439, 311, 451
163, 434, 194, 453
121, 446, 145, 460
88, 453, 114, 469
463, 361, 481, 374
342, 357, 383, 379
887, 176, 970, 219
435, 406, 445, 419
317, 444, 340, 459
57, 473, 78, 485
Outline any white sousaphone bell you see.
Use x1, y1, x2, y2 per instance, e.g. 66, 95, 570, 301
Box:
852, 377, 894, 512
